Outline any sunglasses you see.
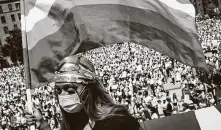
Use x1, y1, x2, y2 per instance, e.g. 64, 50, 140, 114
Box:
55, 83, 86, 96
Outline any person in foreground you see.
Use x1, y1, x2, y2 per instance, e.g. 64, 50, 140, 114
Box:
25, 55, 140, 130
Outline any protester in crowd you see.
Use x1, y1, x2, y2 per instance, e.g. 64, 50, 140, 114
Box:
25, 55, 140, 130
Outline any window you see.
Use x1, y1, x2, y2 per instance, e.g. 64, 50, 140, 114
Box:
0, 6, 3, 13
8, 4, 12, 11
14, 24, 17, 29
11, 14, 15, 22
15, 3, 20, 10
18, 13, 21, 20
3, 27, 8, 34
1, 16, 6, 24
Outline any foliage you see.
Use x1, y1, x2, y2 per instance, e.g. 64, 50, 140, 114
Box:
3, 28, 23, 64
205, 3, 219, 17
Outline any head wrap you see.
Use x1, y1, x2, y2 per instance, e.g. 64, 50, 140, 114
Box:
53, 55, 96, 84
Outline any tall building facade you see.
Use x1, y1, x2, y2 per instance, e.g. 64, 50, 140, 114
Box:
218, 0, 221, 7
0, 0, 20, 46
192, 0, 204, 15
192, 0, 221, 15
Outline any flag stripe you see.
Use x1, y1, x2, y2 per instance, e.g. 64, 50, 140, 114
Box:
159, 0, 195, 16
176, 0, 192, 4
77, 21, 203, 67
24, 0, 77, 32
24, 0, 195, 33
26, 16, 59, 49
24, 0, 39, 16
141, 111, 201, 130
73, 4, 195, 33
195, 106, 221, 130
23, 0, 55, 32
70, 0, 195, 28
71, 0, 194, 17
27, 3, 196, 50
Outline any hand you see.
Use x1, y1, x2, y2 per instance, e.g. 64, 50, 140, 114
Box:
24, 108, 43, 129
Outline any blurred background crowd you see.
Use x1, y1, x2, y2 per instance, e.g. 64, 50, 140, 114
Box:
0, 16, 221, 129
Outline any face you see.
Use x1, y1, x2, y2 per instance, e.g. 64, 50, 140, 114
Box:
55, 82, 87, 113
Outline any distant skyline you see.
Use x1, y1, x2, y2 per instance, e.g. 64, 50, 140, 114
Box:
0, 0, 20, 45
191, 0, 221, 15
0, 0, 19, 3
0, 0, 6, 1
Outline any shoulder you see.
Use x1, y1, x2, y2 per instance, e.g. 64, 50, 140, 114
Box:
93, 115, 140, 130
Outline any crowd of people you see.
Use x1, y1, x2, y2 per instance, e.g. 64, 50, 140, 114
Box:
0, 66, 61, 129
83, 43, 219, 121
0, 16, 221, 129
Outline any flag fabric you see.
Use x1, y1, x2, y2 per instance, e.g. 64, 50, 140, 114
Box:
140, 105, 221, 130
22, 0, 207, 88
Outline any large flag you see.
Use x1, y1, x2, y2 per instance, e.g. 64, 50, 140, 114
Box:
140, 105, 221, 130
22, 0, 208, 88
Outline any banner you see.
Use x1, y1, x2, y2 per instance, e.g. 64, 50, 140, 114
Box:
22, 0, 208, 88
140, 105, 221, 130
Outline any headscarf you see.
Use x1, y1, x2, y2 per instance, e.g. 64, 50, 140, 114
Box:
53, 55, 96, 85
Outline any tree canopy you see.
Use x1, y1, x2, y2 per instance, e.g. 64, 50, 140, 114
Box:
2, 28, 23, 65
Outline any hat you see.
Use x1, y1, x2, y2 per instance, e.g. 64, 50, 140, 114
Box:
57, 55, 95, 72
53, 55, 96, 84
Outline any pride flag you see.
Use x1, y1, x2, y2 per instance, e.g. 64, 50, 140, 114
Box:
21, 0, 207, 88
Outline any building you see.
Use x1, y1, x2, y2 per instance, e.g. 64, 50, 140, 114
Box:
192, 0, 221, 15
191, 0, 204, 15
0, 0, 20, 46
218, 0, 221, 7
0, 0, 20, 67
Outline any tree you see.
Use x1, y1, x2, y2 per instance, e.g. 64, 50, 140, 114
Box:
205, 3, 217, 17
2, 43, 11, 57
4, 28, 23, 64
